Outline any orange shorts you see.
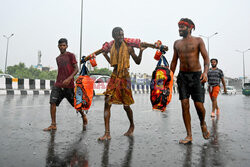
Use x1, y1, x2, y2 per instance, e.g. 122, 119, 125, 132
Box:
209, 85, 220, 98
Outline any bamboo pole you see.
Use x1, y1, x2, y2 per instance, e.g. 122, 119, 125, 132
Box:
84, 42, 168, 62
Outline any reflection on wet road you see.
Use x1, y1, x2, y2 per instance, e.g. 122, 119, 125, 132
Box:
0, 94, 250, 166
46, 131, 88, 167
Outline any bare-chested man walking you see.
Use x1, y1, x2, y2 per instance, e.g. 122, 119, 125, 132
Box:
170, 18, 210, 144
98, 27, 147, 140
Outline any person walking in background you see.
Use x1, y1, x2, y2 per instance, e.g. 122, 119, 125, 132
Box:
207, 58, 227, 117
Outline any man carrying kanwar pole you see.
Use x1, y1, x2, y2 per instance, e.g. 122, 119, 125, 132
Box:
207, 58, 227, 117
97, 27, 147, 140
170, 18, 210, 144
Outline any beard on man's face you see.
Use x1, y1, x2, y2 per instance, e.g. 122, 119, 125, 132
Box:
179, 29, 188, 37
211, 64, 217, 68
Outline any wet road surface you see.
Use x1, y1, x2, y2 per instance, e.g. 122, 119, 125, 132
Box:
0, 93, 250, 167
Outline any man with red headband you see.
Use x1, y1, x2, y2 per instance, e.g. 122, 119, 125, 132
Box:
170, 18, 210, 144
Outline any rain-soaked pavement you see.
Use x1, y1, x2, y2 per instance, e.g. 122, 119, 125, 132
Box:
0, 93, 250, 167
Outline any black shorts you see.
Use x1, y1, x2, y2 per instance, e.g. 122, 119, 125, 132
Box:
177, 71, 205, 103
50, 86, 74, 107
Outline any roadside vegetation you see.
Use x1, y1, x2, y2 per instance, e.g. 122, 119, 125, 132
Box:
3, 63, 112, 80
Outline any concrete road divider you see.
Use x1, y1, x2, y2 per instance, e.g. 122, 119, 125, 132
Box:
0, 77, 54, 95
0, 77, 151, 95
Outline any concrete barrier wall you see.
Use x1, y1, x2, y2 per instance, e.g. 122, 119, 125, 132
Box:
131, 84, 150, 94
0, 77, 150, 95
0, 78, 54, 95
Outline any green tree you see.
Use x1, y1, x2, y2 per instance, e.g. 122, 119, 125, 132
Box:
39, 70, 57, 80
6, 62, 57, 80
7, 62, 28, 78
0, 69, 3, 74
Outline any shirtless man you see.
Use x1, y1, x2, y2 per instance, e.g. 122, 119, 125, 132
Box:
98, 27, 147, 140
170, 18, 210, 144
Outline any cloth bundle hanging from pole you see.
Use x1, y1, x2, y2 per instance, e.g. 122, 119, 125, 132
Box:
82, 38, 168, 62
150, 48, 173, 112
74, 57, 94, 114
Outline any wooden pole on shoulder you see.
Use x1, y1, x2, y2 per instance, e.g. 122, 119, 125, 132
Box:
84, 42, 168, 62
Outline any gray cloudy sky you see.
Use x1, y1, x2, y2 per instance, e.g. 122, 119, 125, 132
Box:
0, 0, 250, 78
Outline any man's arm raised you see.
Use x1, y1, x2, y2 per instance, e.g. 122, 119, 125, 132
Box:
103, 52, 111, 64
129, 46, 147, 65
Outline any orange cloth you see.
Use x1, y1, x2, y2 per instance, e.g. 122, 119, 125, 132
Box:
74, 75, 94, 111
209, 85, 220, 98
104, 70, 134, 105
110, 41, 130, 77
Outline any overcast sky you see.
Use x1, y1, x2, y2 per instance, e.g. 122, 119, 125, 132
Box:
0, 0, 250, 78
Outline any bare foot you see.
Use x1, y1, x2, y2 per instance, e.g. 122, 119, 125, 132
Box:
43, 124, 57, 131
124, 126, 134, 136
201, 122, 210, 140
98, 132, 111, 141
179, 136, 192, 144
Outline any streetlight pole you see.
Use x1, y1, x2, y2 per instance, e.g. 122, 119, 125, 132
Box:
199, 32, 218, 57
79, 0, 83, 69
3, 34, 14, 74
236, 49, 250, 84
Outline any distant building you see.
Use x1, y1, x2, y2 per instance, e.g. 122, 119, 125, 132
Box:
42, 67, 50, 72
33, 50, 54, 71
36, 50, 43, 70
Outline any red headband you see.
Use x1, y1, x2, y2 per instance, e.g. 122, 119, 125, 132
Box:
178, 21, 194, 29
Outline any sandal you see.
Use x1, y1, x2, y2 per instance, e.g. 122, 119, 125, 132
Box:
43, 123, 57, 131
179, 137, 192, 144
201, 122, 210, 139
98, 131, 111, 141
